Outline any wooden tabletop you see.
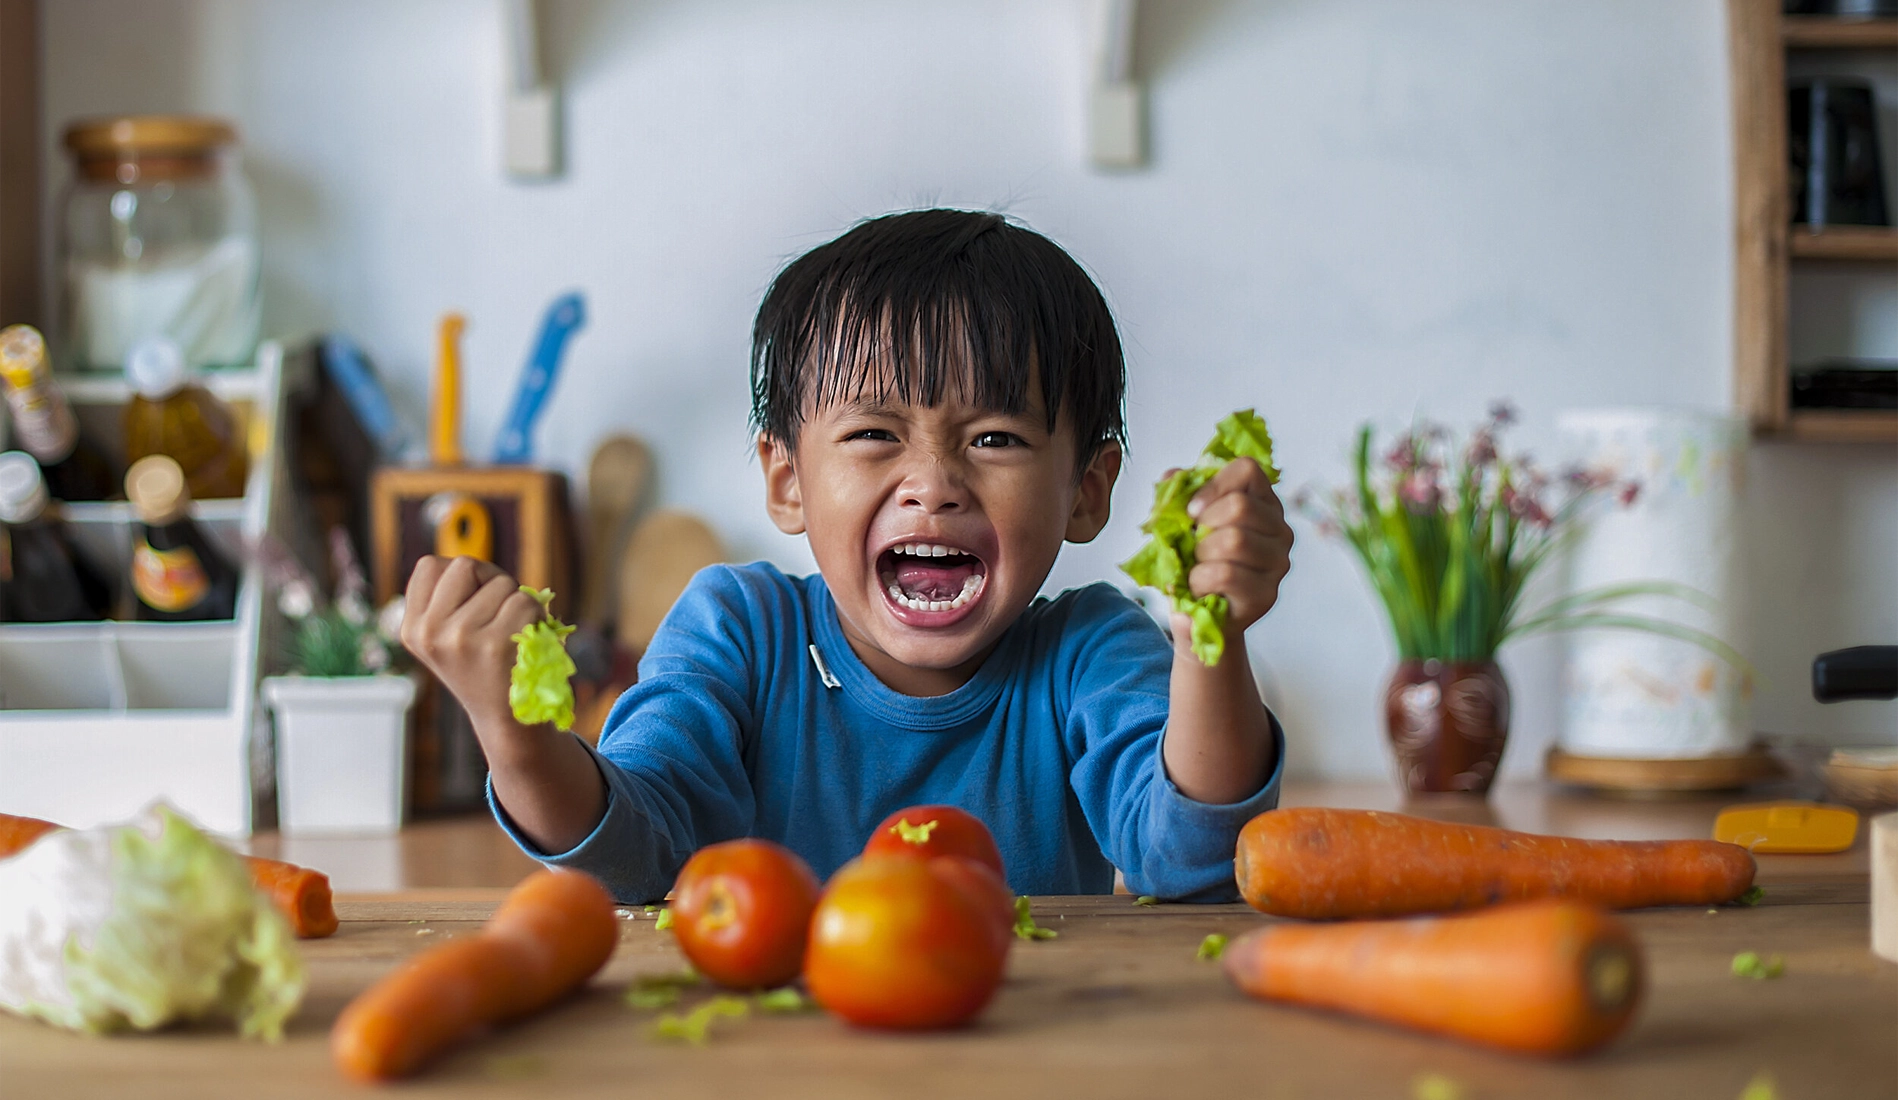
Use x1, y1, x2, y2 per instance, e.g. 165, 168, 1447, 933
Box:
7, 783, 1895, 1098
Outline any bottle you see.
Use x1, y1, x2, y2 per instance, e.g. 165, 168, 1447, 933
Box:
0, 451, 113, 623
123, 336, 249, 501
0, 324, 119, 501
126, 454, 238, 622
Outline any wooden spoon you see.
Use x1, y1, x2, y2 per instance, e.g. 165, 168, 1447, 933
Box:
616, 510, 725, 656
582, 435, 651, 627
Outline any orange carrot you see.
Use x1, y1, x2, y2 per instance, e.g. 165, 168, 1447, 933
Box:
1236, 807, 1755, 919
243, 854, 340, 939
1222, 899, 1645, 1056
0, 811, 61, 856
0, 810, 339, 939
330, 868, 618, 1082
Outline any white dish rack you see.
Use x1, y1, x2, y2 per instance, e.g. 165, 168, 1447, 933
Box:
0, 343, 285, 836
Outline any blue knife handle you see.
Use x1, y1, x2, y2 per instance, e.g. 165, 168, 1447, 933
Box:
320, 334, 415, 460
493, 291, 586, 464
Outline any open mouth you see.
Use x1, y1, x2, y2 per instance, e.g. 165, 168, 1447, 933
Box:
876, 542, 988, 617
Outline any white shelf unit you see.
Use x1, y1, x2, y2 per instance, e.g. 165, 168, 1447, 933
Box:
0, 343, 285, 836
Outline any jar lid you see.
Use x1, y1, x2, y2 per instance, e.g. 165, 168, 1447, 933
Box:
0, 451, 48, 524
0, 324, 46, 391
64, 115, 238, 157
126, 336, 189, 399
126, 454, 190, 525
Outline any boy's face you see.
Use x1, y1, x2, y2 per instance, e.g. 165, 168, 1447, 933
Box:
760, 381, 1120, 697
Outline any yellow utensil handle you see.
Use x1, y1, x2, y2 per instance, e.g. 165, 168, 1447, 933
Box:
433, 494, 493, 561
431, 313, 466, 466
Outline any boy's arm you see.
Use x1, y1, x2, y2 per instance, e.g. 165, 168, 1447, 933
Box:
1160, 456, 1291, 803
402, 556, 606, 854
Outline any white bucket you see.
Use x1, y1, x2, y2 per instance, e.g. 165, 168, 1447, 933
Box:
263, 675, 416, 835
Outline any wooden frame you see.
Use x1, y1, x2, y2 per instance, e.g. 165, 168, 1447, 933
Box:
0, 0, 39, 327
370, 466, 572, 613
1727, 0, 1898, 443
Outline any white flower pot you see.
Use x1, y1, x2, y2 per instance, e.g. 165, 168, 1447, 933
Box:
263, 675, 416, 835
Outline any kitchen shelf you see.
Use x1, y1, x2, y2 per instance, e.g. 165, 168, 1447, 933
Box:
1779, 408, 1898, 443
1791, 225, 1898, 261
1782, 15, 1898, 48
1728, 0, 1898, 441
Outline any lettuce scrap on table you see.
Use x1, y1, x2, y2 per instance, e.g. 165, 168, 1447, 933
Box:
510, 586, 577, 731
1120, 409, 1280, 666
0, 805, 305, 1040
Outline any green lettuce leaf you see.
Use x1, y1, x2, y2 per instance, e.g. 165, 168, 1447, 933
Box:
0, 806, 305, 1040
1120, 409, 1279, 666
509, 586, 577, 731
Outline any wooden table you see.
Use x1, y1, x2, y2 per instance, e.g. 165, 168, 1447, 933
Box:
7, 784, 1895, 1099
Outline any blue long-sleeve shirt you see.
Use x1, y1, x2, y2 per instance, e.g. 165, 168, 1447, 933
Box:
490, 562, 1282, 902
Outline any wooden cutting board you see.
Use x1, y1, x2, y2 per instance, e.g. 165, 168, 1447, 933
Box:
580, 435, 651, 628
614, 510, 725, 656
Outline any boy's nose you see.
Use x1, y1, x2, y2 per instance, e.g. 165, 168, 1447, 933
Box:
897, 462, 966, 513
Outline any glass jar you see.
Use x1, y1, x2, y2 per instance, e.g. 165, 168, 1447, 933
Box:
59, 116, 260, 373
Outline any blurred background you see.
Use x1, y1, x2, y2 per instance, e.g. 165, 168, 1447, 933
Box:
0, 0, 1891, 816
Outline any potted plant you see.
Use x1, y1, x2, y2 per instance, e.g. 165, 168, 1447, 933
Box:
1302, 403, 1742, 796
260, 528, 414, 834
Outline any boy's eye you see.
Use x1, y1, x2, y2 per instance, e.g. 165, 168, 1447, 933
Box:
972, 432, 1024, 449
847, 429, 899, 443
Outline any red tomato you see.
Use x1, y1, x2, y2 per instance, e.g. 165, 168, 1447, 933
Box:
861, 804, 1006, 881
669, 839, 821, 990
805, 856, 1011, 1029
927, 854, 1017, 952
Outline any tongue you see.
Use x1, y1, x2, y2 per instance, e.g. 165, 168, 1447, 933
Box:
894, 559, 980, 602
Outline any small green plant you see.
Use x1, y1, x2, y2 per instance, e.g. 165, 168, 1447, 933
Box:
266, 528, 405, 677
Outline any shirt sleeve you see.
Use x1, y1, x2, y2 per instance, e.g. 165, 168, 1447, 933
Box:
1059, 586, 1284, 902
487, 565, 763, 903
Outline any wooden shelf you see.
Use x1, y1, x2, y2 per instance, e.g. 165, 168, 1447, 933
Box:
1778, 408, 1898, 443
1791, 226, 1898, 261
1782, 15, 1898, 48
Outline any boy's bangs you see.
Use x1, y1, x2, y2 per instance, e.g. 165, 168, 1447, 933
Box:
751, 209, 1126, 461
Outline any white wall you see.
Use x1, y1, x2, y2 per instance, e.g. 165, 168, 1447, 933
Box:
40, 0, 1897, 778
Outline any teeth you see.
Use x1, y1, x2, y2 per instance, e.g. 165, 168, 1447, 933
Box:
880, 572, 985, 614
890, 542, 966, 558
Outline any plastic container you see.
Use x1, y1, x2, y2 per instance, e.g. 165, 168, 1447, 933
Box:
263, 675, 416, 835
59, 116, 259, 373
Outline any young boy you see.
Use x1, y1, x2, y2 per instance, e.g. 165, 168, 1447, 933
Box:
401, 209, 1292, 902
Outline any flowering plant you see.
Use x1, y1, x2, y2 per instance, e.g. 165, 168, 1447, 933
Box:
1301, 402, 1743, 665
267, 528, 406, 677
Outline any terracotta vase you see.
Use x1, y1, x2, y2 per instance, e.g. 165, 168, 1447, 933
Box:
1383, 659, 1511, 796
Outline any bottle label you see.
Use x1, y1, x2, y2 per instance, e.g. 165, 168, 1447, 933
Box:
1, 382, 78, 463
132, 541, 210, 612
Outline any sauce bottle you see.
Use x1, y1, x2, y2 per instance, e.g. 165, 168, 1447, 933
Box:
0, 324, 119, 501
0, 451, 113, 622
126, 454, 238, 621
123, 336, 249, 500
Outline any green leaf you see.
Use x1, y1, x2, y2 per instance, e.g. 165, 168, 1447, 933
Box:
1196, 933, 1229, 961
1734, 886, 1764, 907
653, 908, 674, 932
1134, 896, 1159, 907
624, 969, 700, 1010
1119, 410, 1279, 668
1013, 896, 1058, 940
891, 818, 939, 845
753, 987, 814, 1014
1731, 951, 1784, 980
509, 587, 577, 731
653, 995, 750, 1044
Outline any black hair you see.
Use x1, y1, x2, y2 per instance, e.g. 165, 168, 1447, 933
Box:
749, 209, 1127, 465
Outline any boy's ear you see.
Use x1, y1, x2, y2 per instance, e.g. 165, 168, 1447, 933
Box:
758, 434, 807, 535
1064, 441, 1122, 544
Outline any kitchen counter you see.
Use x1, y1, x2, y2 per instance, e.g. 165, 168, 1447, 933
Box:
6, 783, 1892, 1099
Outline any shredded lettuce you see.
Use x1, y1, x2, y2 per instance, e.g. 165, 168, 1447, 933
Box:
1134, 895, 1159, 907
1196, 933, 1229, 961
752, 987, 814, 1014
1120, 409, 1279, 666
0, 806, 305, 1040
1731, 951, 1784, 980
891, 818, 939, 845
653, 995, 749, 1044
509, 586, 577, 731
1013, 896, 1057, 941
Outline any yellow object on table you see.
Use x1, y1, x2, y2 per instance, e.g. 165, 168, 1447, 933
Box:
1714, 801, 1859, 854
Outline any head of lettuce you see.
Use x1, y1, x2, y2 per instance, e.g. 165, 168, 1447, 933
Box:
0, 805, 305, 1040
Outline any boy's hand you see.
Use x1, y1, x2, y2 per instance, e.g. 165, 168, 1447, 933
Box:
401, 555, 548, 735
1180, 456, 1292, 636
